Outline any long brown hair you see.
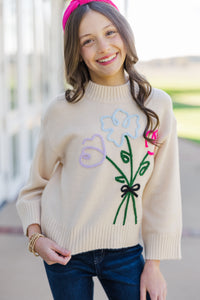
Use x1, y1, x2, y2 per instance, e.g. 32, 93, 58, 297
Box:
63, 2, 159, 144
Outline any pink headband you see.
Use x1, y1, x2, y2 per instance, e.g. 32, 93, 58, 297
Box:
62, 0, 119, 31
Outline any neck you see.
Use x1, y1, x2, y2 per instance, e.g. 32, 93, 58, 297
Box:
90, 71, 128, 86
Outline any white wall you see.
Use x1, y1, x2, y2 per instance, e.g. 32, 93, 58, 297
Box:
0, 0, 65, 206
0, 0, 129, 206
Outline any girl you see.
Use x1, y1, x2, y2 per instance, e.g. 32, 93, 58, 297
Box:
16, 1, 182, 299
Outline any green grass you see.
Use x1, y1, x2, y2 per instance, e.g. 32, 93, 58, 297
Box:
163, 88, 200, 95
173, 105, 200, 143
162, 88, 200, 144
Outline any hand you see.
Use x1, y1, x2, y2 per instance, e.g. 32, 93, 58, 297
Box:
27, 224, 71, 265
140, 260, 167, 300
34, 236, 72, 265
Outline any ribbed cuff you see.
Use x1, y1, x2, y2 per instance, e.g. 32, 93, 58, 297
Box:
16, 200, 41, 236
143, 233, 182, 260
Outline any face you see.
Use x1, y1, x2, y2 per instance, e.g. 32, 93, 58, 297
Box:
79, 10, 127, 86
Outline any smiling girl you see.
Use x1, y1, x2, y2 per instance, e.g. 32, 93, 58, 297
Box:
16, 1, 182, 299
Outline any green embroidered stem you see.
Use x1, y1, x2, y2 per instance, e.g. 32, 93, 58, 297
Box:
131, 152, 149, 186
107, 136, 150, 226
106, 155, 129, 185
123, 194, 130, 225
125, 136, 133, 184
131, 194, 137, 224
113, 194, 128, 224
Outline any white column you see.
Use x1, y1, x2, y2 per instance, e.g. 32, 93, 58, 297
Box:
0, 0, 6, 204
32, 0, 39, 107
49, 0, 65, 98
17, 0, 29, 187
17, 0, 27, 113
124, 0, 128, 17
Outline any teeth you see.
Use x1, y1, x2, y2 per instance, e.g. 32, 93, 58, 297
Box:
98, 54, 117, 63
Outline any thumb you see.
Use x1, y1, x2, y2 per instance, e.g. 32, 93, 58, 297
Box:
53, 243, 71, 257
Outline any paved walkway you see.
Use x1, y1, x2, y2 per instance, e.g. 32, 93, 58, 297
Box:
0, 139, 200, 300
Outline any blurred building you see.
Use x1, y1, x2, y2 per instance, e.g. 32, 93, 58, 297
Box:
0, 0, 65, 206
0, 0, 128, 206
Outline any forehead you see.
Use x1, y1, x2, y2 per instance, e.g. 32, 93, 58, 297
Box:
79, 10, 113, 37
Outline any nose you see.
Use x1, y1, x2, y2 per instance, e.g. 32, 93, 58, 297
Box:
97, 37, 110, 53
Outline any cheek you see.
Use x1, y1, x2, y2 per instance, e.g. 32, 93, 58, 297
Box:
80, 48, 94, 66
113, 37, 126, 57
119, 41, 126, 56
122, 45, 127, 59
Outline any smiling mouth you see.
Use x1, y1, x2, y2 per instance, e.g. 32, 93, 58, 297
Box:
97, 53, 118, 63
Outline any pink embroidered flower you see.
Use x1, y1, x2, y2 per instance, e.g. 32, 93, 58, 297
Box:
145, 130, 158, 155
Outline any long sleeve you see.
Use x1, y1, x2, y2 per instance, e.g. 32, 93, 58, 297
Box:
16, 111, 61, 235
142, 99, 182, 260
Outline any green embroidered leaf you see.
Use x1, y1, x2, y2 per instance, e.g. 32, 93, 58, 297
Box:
120, 150, 130, 164
139, 161, 150, 176
115, 176, 126, 183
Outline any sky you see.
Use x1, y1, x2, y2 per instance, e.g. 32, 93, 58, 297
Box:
115, 0, 200, 61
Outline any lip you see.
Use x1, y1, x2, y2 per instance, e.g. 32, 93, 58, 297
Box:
97, 53, 116, 60
96, 53, 118, 65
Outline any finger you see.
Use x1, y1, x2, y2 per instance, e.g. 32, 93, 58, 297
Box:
140, 285, 146, 300
146, 291, 151, 300
50, 249, 71, 265
163, 287, 167, 300
158, 291, 166, 300
45, 256, 71, 266
149, 291, 158, 300
56, 254, 71, 265
53, 243, 71, 257
159, 283, 167, 300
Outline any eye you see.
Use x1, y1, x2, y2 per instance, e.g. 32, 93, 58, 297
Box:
106, 30, 117, 37
82, 38, 94, 47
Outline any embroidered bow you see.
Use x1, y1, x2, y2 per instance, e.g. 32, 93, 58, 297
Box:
121, 184, 141, 198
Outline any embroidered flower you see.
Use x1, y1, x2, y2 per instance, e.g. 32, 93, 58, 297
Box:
78, 108, 153, 226
79, 134, 106, 168
145, 130, 158, 155
107, 135, 150, 225
100, 109, 140, 147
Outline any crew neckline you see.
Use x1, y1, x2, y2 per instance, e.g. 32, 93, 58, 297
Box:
84, 80, 133, 103
83, 80, 154, 105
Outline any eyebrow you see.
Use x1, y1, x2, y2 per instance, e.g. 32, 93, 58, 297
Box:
79, 23, 114, 40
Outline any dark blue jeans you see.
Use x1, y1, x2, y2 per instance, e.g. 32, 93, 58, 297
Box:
44, 244, 150, 300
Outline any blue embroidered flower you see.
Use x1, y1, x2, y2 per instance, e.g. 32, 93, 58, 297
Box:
100, 109, 140, 147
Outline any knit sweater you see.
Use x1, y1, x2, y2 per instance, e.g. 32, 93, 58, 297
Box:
16, 80, 182, 259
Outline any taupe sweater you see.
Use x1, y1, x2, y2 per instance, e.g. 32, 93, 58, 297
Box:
16, 80, 182, 259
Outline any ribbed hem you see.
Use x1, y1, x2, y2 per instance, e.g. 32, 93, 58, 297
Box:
16, 200, 41, 236
143, 233, 182, 260
41, 215, 140, 255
